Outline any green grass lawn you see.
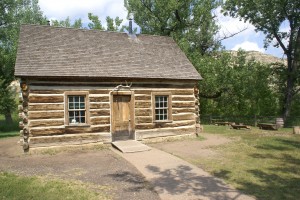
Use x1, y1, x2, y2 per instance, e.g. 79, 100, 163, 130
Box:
194, 125, 300, 200
0, 172, 111, 200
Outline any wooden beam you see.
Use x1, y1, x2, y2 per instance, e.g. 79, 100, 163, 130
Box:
90, 117, 110, 125
90, 109, 110, 116
29, 119, 65, 127
28, 104, 64, 111
29, 96, 64, 103
28, 111, 64, 119
89, 96, 110, 102
90, 103, 110, 109
135, 101, 151, 108
135, 108, 152, 116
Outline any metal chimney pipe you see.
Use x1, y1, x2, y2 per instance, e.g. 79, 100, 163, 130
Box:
129, 18, 133, 34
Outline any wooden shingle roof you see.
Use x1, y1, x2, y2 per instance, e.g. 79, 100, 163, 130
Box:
15, 24, 202, 80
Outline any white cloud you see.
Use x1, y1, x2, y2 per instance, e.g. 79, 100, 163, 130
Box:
214, 7, 258, 40
39, 0, 128, 26
232, 41, 265, 52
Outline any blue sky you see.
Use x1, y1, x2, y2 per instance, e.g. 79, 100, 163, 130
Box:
39, 0, 285, 58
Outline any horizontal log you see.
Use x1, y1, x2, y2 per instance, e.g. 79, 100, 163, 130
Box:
172, 102, 195, 108
137, 127, 195, 140
90, 103, 110, 109
65, 125, 110, 134
172, 96, 195, 101
135, 95, 151, 101
135, 101, 151, 108
172, 108, 196, 114
30, 132, 111, 146
30, 127, 65, 136
135, 108, 152, 116
30, 90, 65, 94
90, 117, 110, 125
134, 89, 194, 96
29, 95, 64, 103
29, 119, 65, 128
28, 111, 64, 119
90, 109, 110, 116
89, 90, 110, 94
136, 120, 195, 130
173, 113, 195, 121
28, 104, 64, 111
89, 96, 110, 102
135, 116, 153, 124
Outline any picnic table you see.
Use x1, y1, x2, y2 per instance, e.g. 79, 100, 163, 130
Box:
231, 124, 251, 130
215, 121, 232, 126
257, 123, 278, 130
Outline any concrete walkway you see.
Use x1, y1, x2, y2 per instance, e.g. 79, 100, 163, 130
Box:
112, 147, 255, 200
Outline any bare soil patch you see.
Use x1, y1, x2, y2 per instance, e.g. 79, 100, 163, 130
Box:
149, 133, 232, 160
0, 137, 159, 200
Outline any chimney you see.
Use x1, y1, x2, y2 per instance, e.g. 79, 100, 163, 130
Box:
129, 18, 133, 34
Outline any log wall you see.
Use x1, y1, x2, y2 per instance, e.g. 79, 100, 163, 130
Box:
134, 88, 197, 139
21, 80, 198, 149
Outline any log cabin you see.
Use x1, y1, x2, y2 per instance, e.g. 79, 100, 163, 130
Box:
14, 24, 202, 151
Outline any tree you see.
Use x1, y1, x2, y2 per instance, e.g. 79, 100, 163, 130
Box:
194, 50, 279, 117
124, 0, 222, 55
51, 17, 83, 28
223, 0, 300, 124
0, 0, 47, 123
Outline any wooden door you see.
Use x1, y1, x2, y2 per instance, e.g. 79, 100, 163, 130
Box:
112, 95, 133, 141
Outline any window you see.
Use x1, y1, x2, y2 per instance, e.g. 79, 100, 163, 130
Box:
152, 92, 172, 122
65, 92, 89, 125
155, 96, 168, 120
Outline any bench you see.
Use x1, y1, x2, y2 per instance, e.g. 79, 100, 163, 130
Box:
257, 123, 278, 130
231, 124, 251, 130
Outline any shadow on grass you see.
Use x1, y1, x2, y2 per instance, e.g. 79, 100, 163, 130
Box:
246, 138, 300, 199
255, 138, 300, 151
144, 164, 249, 199
239, 169, 300, 200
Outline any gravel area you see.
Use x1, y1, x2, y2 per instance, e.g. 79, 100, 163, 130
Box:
0, 137, 160, 200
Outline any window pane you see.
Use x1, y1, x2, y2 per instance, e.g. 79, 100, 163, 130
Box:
80, 96, 84, 102
69, 102, 74, 109
155, 115, 159, 121
80, 103, 85, 109
68, 96, 74, 102
75, 96, 79, 102
163, 102, 167, 108
75, 103, 79, 109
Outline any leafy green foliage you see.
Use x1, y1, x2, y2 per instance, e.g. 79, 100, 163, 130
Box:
0, 0, 47, 123
125, 0, 222, 55
196, 50, 280, 116
88, 13, 104, 30
222, 0, 300, 123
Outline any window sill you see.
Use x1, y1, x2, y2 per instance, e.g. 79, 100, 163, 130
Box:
65, 124, 90, 128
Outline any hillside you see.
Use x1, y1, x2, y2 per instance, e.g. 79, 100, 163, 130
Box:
228, 50, 286, 65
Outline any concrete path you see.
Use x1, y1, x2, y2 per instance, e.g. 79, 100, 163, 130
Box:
112, 140, 151, 153
112, 147, 255, 200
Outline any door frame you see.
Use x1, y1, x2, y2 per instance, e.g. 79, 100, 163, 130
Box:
110, 91, 135, 141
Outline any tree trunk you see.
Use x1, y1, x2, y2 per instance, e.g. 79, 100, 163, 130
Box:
5, 112, 13, 124
282, 27, 300, 126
